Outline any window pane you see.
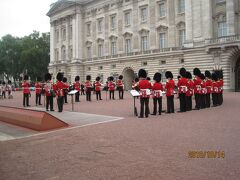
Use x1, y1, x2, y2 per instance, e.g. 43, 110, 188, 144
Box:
218, 21, 227, 37
179, 30, 186, 46
159, 3, 165, 17
141, 8, 147, 22
141, 36, 148, 51
178, 0, 185, 13
159, 33, 166, 48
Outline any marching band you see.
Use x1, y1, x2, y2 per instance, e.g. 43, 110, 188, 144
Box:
0, 68, 224, 115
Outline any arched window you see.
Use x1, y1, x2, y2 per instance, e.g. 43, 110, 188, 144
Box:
61, 45, 66, 60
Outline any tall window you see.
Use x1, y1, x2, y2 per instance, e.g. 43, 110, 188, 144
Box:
159, 3, 166, 17
98, 44, 103, 57
141, 36, 148, 51
111, 41, 117, 55
125, 39, 131, 53
125, 12, 131, 26
55, 29, 59, 42
98, 19, 103, 32
140, 7, 147, 22
62, 27, 66, 40
159, 33, 166, 49
178, 0, 185, 13
55, 49, 59, 61
87, 47, 92, 58
218, 21, 227, 37
61, 46, 66, 60
69, 46, 73, 59
86, 23, 91, 36
179, 29, 186, 46
111, 15, 116, 29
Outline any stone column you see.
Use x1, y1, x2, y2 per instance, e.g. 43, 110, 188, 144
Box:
202, 0, 212, 39
75, 12, 83, 61
226, 0, 236, 36
167, 0, 176, 47
50, 22, 55, 63
184, 0, 193, 47
72, 15, 76, 61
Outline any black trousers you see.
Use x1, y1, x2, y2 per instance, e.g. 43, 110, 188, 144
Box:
152, 97, 162, 115
23, 93, 30, 106
206, 94, 211, 108
212, 93, 219, 106
195, 94, 201, 109
57, 96, 64, 112
46, 96, 53, 110
179, 93, 186, 112
118, 89, 124, 99
86, 91, 91, 101
167, 96, 174, 113
96, 91, 102, 100
219, 93, 223, 105
2, 91, 6, 98
140, 98, 149, 117
109, 90, 115, 100
81, 90, 85, 95
75, 91, 80, 102
35, 93, 41, 105
201, 94, 206, 109
186, 96, 192, 111
64, 91, 68, 103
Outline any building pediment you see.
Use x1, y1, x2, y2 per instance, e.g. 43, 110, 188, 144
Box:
47, 0, 77, 17
85, 40, 92, 46
156, 25, 168, 31
109, 34, 118, 40
176, 21, 185, 29
96, 37, 104, 43
122, 31, 133, 37
138, 28, 150, 34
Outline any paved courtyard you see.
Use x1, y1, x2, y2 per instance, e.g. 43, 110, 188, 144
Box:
0, 91, 240, 180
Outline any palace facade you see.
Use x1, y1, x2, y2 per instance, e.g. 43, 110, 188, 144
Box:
47, 0, 240, 91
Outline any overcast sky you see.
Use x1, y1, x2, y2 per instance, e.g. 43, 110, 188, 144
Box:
0, 0, 56, 38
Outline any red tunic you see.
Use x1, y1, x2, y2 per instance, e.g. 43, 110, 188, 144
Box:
44, 81, 53, 97
117, 79, 124, 90
139, 79, 152, 98
186, 80, 194, 97
165, 79, 175, 97
95, 81, 101, 91
108, 81, 115, 91
22, 81, 30, 94
212, 81, 219, 94
177, 77, 188, 94
54, 81, 69, 97
152, 82, 163, 98
73, 82, 80, 91
85, 80, 92, 92
201, 81, 207, 95
219, 79, 224, 93
205, 79, 212, 94
193, 76, 202, 94
35, 82, 41, 94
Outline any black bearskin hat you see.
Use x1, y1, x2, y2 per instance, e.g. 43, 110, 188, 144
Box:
37, 76, 42, 82
2, 81, 6, 85
153, 72, 161, 83
165, 71, 173, 79
119, 75, 123, 80
147, 77, 151, 81
215, 70, 223, 79
24, 75, 29, 80
96, 76, 101, 81
135, 77, 139, 82
179, 67, 186, 77
205, 70, 211, 79
186, 71, 192, 79
56, 72, 64, 81
200, 73, 205, 80
45, 73, 52, 81
63, 77, 67, 83
75, 76, 80, 81
193, 68, 201, 76
138, 69, 147, 78
8, 80, 12, 84
177, 75, 181, 79
109, 76, 114, 81
86, 75, 91, 81
212, 73, 218, 81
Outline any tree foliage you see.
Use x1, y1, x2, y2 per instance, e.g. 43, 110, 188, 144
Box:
0, 31, 50, 81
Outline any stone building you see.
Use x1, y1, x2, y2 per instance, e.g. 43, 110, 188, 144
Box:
47, 0, 240, 91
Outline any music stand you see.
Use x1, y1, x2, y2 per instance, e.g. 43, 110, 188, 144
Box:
130, 90, 140, 116
68, 90, 78, 111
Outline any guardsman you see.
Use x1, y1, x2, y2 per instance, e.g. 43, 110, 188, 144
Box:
186, 71, 194, 111
22, 75, 31, 107
54, 72, 69, 112
2, 81, 6, 99
35, 77, 42, 106
44, 73, 54, 111
205, 70, 212, 108
74, 76, 81, 102
108, 76, 115, 100
7, 80, 13, 99
151, 72, 163, 115
62, 77, 69, 103
134, 69, 152, 118
217, 70, 224, 105
117, 75, 124, 99
85, 75, 92, 101
200, 73, 207, 109
177, 68, 188, 112
95, 76, 102, 101
0, 80, 2, 99
212, 72, 219, 106
165, 71, 175, 113
193, 68, 202, 110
